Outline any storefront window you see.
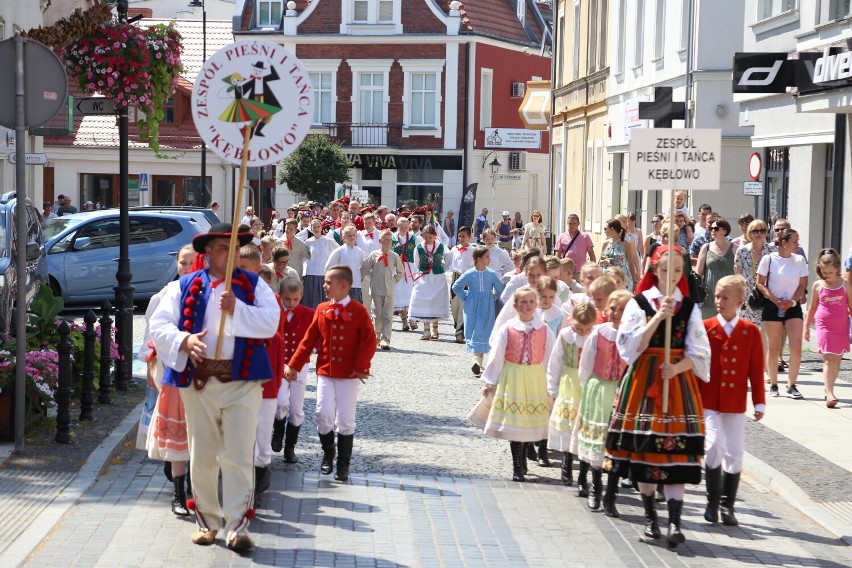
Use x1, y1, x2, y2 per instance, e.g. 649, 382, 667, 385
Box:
396, 169, 443, 212
81, 174, 115, 209
183, 177, 211, 207
764, 146, 789, 224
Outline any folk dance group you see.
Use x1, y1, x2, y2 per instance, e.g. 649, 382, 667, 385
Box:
469, 245, 765, 547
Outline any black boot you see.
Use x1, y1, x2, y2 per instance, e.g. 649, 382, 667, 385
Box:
560, 453, 574, 486
641, 493, 662, 539
666, 499, 686, 546
521, 443, 530, 475
526, 442, 537, 461
171, 475, 190, 516
335, 433, 354, 482
577, 460, 590, 497
319, 431, 336, 475
588, 468, 603, 510
536, 440, 550, 467
704, 466, 722, 523
271, 418, 286, 453
255, 466, 271, 494
185, 468, 192, 497
163, 461, 173, 482
603, 472, 621, 518
510, 442, 525, 482
283, 422, 301, 464
721, 472, 741, 526
656, 483, 666, 502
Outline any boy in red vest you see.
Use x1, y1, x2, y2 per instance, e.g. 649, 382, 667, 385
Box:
702, 275, 766, 527
285, 265, 377, 481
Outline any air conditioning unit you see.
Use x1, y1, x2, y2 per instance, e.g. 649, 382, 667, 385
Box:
511, 82, 526, 98
509, 152, 526, 171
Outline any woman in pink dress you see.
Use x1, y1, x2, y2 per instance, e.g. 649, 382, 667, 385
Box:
804, 249, 852, 408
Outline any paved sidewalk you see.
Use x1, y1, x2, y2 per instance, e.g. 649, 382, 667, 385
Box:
3, 321, 852, 566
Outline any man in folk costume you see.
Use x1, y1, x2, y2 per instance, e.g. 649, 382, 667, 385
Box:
149, 223, 281, 551
242, 61, 281, 138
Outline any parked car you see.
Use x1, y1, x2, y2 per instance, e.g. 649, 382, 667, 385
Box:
128, 206, 218, 230
42, 210, 203, 304
0, 193, 48, 332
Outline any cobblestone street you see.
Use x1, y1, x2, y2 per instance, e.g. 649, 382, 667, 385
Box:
22, 320, 852, 567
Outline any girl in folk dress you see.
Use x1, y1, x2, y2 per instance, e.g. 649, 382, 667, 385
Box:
531, 276, 565, 467
303, 218, 341, 308
452, 246, 505, 377
804, 249, 852, 408
571, 290, 631, 516
480, 287, 557, 482
138, 244, 197, 517
547, 303, 596, 486
605, 246, 711, 547
409, 225, 450, 340
393, 217, 422, 331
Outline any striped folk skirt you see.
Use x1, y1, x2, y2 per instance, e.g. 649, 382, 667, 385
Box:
605, 348, 705, 484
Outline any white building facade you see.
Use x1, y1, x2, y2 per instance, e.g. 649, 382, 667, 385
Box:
606, 0, 755, 233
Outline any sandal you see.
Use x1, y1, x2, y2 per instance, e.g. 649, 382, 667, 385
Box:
826, 396, 839, 409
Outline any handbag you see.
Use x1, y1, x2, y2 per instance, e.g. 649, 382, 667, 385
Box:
747, 256, 771, 310
688, 270, 707, 304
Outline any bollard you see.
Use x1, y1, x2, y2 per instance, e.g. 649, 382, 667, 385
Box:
55, 321, 73, 444
114, 290, 129, 391
98, 301, 113, 405
79, 310, 97, 421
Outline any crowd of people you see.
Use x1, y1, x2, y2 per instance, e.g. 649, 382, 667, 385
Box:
132, 193, 850, 552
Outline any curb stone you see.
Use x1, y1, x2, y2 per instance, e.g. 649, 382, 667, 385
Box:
4, 400, 144, 568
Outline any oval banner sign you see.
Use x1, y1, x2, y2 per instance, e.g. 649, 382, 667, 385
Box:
191, 40, 313, 167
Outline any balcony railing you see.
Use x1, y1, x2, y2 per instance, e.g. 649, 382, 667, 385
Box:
323, 122, 403, 147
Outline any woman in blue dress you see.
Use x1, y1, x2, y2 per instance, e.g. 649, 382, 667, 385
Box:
453, 247, 505, 377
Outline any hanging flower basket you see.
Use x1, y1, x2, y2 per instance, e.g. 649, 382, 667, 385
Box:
61, 20, 184, 154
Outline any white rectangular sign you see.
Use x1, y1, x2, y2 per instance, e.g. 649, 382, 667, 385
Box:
743, 181, 763, 196
494, 173, 523, 181
628, 128, 722, 191
7, 152, 47, 166
484, 128, 541, 149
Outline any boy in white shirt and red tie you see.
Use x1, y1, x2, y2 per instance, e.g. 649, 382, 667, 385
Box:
448, 226, 475, 343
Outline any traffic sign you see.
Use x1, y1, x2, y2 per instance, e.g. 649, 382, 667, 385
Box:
6, 152, 47, 166
743, 181, 763, 196
74, 97, 116, 115
748, 151, 762, 180
628, 128, 722, 191
0, 38, 68, 129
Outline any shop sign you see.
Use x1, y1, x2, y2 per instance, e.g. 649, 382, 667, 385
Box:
732, 52, 794, 93
483, 128, 541, 149
345, 153, 463, 170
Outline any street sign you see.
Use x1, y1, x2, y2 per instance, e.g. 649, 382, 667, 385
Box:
743, 181, 763, 196
6, 152, 47, 166
748, 151, 762, 180
628, 128, 722, 191
74, 97, 116, 115
0, 38, 68, 129
494, 173, 523, 181
138, 173, 149, 191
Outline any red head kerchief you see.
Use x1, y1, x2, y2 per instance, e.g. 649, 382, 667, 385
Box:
635, 245, 690, 297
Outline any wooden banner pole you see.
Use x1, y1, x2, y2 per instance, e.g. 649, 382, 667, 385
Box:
215, 126, 252, 360
662, 188, 676, 414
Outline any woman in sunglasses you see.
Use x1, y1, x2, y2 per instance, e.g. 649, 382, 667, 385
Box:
696, 219, 738, 319
734, 219, 772, 327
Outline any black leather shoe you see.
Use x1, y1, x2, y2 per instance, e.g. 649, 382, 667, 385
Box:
666, 499, 686, 547
560, 453, 574, 486
588, 468, 602, 511
510, 442, 525, 482
603, 472, 620, 518
283, 422, 301, 464
271, 418, 286, 453
319, 431, 335, 475
721, 472, 741, 526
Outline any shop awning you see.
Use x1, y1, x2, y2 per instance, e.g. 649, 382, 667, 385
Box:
518, 80, 551, 130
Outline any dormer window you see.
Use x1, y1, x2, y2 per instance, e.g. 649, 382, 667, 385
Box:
341, 0, 401, 34
257, 0, 283, 28
517, 0, 526, 22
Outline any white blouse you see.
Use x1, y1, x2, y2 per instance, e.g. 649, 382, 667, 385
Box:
616, 286, 711, 382
546, 327, 588, 397
578, 324, 622, 387
482, 315, 556, 387
304, 235, 340, 276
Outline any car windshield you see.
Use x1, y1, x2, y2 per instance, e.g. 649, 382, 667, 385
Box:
42, 217, 84, 242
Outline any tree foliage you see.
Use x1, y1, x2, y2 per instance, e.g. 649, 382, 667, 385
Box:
277, 134, 351, 203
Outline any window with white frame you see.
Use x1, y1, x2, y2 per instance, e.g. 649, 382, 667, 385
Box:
517, 0, 526, 22
654, 0, 666, 60
757, 0, 797, 20
572, 3, 580, 79
821, 0, 851, 21
588, 0, 599, 73
680, 0, 690, 50
257, 0, 283, 27
634, 0, 645, 67
400, 60, 443, 135
480, 69, 493, 129
310, 72, 333, 125
616, 0, 626, 73
599, 0, 608, 69
348, 60, 392, 131
351, 0, 395, 23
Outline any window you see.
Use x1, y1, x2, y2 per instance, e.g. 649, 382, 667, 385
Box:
588, 0, 599, 73
572, 3, 580, 79
680, 0, 690, 51
401, 60, 443, 134
349, 60, 392, 145
555, 13, 565, 86
128, 218, 170, 245
616, 0, 626, 73
757, 0, 797, 20
352, 0, 394, 23
480, 69, 492, 129
162, 98, 175, 124
78, 219, 121, 250
517, 0, 526, 22
396, 169, 443, 209
634, 0, 645, 67
599, 0, 608, 69
310, 72, 333, 125
359, 73, 384, 123
654, 0, 666, 60
0, 17, 5, 41
821, 0, 851, 21
410, 74, 437, 126
257, 0, 283, 27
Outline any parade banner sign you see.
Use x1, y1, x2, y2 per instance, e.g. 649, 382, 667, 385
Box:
628, 128, 722, 191
191, 40, 313, 167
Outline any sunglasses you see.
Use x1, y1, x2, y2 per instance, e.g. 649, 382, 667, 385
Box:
709, 225, 722, 231
820, 249, 834, 256
751, 228, 767, 234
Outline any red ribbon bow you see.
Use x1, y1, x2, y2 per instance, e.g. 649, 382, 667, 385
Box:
458, 246, 468, 253
326, 304, 352, 321
378, 253, 389, 267
275, 271, 284, 279
284, 239, 292, 250
365, 233, 374, 240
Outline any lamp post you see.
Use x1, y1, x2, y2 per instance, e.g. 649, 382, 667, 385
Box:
489, 156, 501, 229
190, 0, 207, 205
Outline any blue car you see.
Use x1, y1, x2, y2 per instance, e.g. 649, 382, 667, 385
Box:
42, 210, 204, 304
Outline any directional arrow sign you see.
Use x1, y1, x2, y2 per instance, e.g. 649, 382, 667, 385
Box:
74, 97, 116, 115
7, 152, 47, 166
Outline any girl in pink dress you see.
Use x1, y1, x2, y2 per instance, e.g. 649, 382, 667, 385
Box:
804, 249, 852, 408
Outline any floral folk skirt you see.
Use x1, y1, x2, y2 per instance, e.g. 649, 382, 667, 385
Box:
547, 367, 582, 452
570, 377, 618, 468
